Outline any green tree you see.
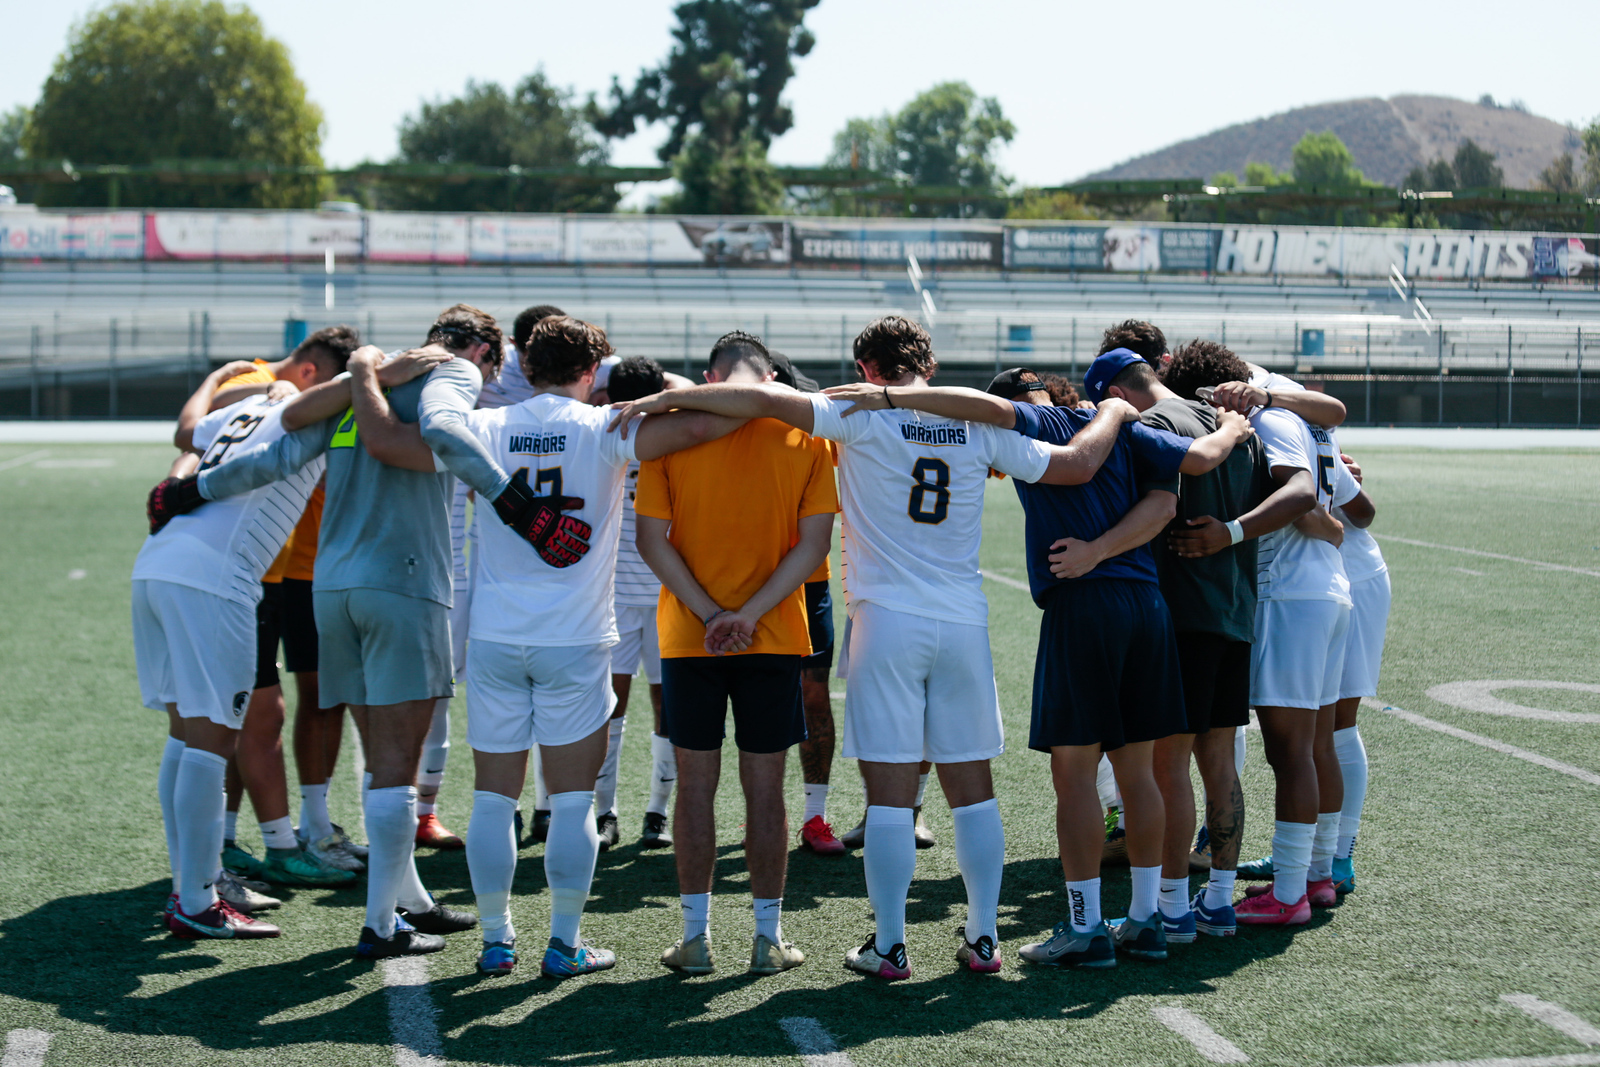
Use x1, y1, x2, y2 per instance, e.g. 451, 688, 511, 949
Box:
1290, 130, 1367, 186
1582, 119, 1600, 193
1244, 161, 1293, 186
1006, 189, 1095, 220
0, 106, 28, 163
25, 0, 324, 208
825, 116, 896, 176
1451, 138, 1504, 187
391, 73, 618, 213
1537, 153, 1578, 194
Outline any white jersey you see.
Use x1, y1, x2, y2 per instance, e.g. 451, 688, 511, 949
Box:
464, 393, 637, 647
1253, 406, 1359, 605
808, 394, 1051, 626
478, 346, 535, 409
613, 460, 661, 607
132, 395, 323, 606
1328, 429, 1386, 582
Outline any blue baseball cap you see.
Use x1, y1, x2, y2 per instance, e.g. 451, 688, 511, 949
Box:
1084, 348, 1148, 403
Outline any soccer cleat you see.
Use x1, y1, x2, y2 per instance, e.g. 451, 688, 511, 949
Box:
1236, 855, 1274, 880
1332, 855, 1357, 895
542, 937, 617, 978
799, 815, 846, 855
844, 934, 910, 981
1189, 825, 1213, 872
749, 934, 805, 975
163, 891, 179, 920
221, 840, 266, 879
839, 813, 867, 850
1244, 879, 1337, 907
530, 809, 552, 843
477, 940, 517, 976
397, 902, 478, 935
660, 932, 715, 975
1191, 891, 1237, 937
356, 916, 446, 959
514, 808, 525, 843
415, 813, 464, 849
955, 930, 1003, 973
1110, 915, 1169, 960
1101, 826, 1129, 867
640, 811, 672, 849
1160, 907, 1197, 944
217, 870, 282, 912
169, 899, 281, 940
330, 824, 368, 861
596, 813, 620, 853
262, 848, 358, 887
1019, 921, 1116, 969
913, 806, 936, 849
307, 833, 365, 873
1234, 889, 1310, 925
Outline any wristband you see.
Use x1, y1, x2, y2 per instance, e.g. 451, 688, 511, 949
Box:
1262, 389, 1274, 409
883, 386, 894, 409
703, 608, 730, 626
1225, 519, 1245, 545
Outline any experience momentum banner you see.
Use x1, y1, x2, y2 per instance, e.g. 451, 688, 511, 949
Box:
793, 225, 1002, 268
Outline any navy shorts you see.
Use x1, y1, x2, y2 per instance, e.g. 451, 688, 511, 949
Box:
801, 580, 835, 672
1175, 632, 1251, 733
661, 654, 807, 754
1029, 578, 1187, 752
254, 577, 319, 690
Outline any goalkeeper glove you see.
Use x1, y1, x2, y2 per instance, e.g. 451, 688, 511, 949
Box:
491, 469, 593, 568
146, 475, 207, 534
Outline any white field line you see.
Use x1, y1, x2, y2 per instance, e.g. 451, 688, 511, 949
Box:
1449, 567, 1488, 577
1503, 995, 1600, 1047
779, 1017, 855, 1067
0, 450, 49, 473
1358, 1056, 1600, 1067
1373, 534, 1600, 579
979, 569, 1031, 592
382, 956, 445, 1067
1, 1030, 52, 1067
1366, 701, 1600, 788
1151, 1005, 1250, 1063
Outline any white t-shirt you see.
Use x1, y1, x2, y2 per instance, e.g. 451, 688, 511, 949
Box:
464, 393, 638, 647
808, 394, 1052, 625
133, 395, 324, 606
1253, 407, 1359, 605
1328, 429, 1386, 583
613, 460, 661, 607
478, 346, 534, 410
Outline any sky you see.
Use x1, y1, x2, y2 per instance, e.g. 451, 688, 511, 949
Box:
6, 0, 1600, 187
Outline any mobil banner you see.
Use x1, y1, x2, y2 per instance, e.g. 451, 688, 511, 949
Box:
793, 224, 1001, 267
0, 210, 143, 259
468, 215, 565, 263
367, 212, 470, 263
145, 211, 362, 259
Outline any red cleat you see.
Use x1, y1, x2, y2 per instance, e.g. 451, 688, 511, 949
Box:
800, 815, 846, 855
416, 813, 464, 849
168, 899, 282, 940
1234, 887, 1311, 925
1245, 878, 1338, 908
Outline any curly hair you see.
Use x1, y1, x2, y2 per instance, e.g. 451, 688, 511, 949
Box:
1099, 319, 1167, 363
1161, 339, 1250, 401
607, 356, 666, 403
853, 316, 938, 383
524, 316, 615, 387
707, 330, 773, 378
290, 325, 360, 374
1040, 373, 1081, 408
427, 304, 505, 378
512, 304, 566, 354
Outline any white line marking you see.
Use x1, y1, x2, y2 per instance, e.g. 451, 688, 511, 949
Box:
780, 1017, 855, 1067
1366, 700, 1600, 787
1449, 567, 1487, 577
1373, 535, 1600, 579
1503, 994, 1600, 1047
979, 569, 1031, 592
1359, 1055, 1600, 1067
0, 450, 49, 473
382, 956, 445, 1067
2, 1030, 52, 1067
1151, 1005, 1249, 1063
1427, 681, 1600, 724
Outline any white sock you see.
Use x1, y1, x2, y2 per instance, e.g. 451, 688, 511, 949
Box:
951, 798, 1004, 943
753, 897, 782, 943
913, 774, 929, 809
1235, 724, 1247, 776
802, 782, 829, 824
681, 892, 710, 942
546, 791, 600, 946
1067, 877, 1102, 934
158, 738, 185, 888
174, 748, 227, 916
1309, 811, 1340, 881
467, 790, 518, 945
1271, 820, 1315, 905
1204, 868, 1237, 911
1159, 877, 1190, 917
1334, 726, 1368, 858
364, 785, 419, 938
864, 805, 916, 948
417, 698, 450, 817
397, 851, 434, 915
1129, 865, 1160, 922
647, 733, 676, 816
300, 782, 333, 843
224, 809, 239, 843
532, 752, 549, 811
595, 718, 625, 818
1095, 754, 1120, 810
259, 816, 297, 851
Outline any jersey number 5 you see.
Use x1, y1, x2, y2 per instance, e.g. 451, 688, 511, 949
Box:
908, 458, 950, 525
1316, 453, 1336, 500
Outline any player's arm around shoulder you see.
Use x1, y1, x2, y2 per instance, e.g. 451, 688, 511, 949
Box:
610, 382, 813, 440
823, 382, 1016, 429
1035, 397, 1142, 486
1177, 408, 1253, 475
629, 408, 749, 463
348, 347, 438, 472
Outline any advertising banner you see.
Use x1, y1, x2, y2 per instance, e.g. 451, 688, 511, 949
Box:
0, 210, 143, 259
145, 211, 362, 259
468, 215, 565, 263
680, 219, 788, 265
794, 225, 1002, 267
567, 218, 700, 264
1531, 236, 1600, 279
1158, 227, 1222, 272
366, 212, 469, 263
1005, 226, 1103, 269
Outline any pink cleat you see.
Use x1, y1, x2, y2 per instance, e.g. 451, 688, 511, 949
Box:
1235, 888, 1311, 925
844, 935, 911, 980
800, 815, 846, 855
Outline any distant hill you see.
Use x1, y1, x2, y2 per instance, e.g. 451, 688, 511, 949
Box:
1082, 95, 1583, 188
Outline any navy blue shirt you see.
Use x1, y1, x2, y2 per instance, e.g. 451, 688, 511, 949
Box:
1010, 401, 1189, 605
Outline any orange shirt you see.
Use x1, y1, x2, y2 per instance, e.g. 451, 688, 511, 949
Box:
220, 360, 323, 582
805, 439, 839, 585
636, 417, 838, 659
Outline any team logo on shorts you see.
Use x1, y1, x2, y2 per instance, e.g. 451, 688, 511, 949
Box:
231, 691, 249, 721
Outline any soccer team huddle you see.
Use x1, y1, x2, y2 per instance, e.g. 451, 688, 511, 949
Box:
133, 299, 1389, 979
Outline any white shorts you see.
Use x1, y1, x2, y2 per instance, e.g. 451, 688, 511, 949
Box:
466, 639, 617, 753
840, 601, 1003, 764
131, 579, 255, 728
1251, 598, 1351, 710
612, 603, 662, 685
1339, 571, 1391, 700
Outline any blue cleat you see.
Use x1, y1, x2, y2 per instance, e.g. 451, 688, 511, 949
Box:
1191, 891, 1237, 937
477, 940, 517, 976
1332, 855, 1356, 895
1160, 907, 1197, 944
542, 937, 616, 978
1236, 855, 1274, 880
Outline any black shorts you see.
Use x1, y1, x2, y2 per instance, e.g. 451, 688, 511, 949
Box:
660, 654, 807, 754
1175, 632, 1251, 733
1029, 579, 1187, 752
253, 577, 320, 690
800, 580, 835, 672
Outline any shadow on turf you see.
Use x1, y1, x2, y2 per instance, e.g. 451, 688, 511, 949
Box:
0, 858, 1327, 1062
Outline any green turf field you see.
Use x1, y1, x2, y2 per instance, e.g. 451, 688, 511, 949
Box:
1, 442, 1597, 1067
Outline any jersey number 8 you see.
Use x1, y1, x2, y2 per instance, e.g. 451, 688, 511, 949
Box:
908, 458, 950, 525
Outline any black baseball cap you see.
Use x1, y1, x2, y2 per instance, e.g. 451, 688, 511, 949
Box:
987, 367, 1049, 400
770, 350, 820, 393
